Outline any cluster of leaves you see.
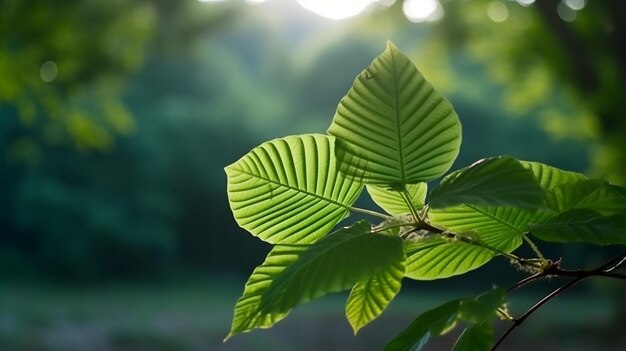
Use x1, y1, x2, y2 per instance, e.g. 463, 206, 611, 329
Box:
224, 43, 626, 350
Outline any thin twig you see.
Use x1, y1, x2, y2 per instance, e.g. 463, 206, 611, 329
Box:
492, 251, 626, 350
492, 276, 583, 351
506, 271, 546, 293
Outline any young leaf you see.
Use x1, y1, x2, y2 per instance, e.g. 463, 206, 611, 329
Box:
367, 183, 427, 215
261, 221, 405, 314
451, 322, 494, 351
404, 236, 498, 280
429, 156, 545, 209
529, 209, 626, 245
225, 134, 363, 244
328, 41, 461, 185
384, 300, 462, 351
345, 259, 405, 334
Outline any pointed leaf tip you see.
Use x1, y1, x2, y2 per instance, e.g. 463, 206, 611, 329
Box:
328, 41, 461, 184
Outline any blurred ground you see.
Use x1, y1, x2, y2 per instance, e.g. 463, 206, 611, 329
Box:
0, 280, 623, 351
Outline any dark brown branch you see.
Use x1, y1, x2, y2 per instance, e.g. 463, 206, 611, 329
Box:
493, 251, 626, 350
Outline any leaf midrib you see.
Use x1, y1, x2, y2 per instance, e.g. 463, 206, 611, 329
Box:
390, 51, 406, 183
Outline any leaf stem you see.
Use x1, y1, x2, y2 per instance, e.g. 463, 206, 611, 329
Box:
370, 222, 418, 234
348, 206, 392, 220
521, 233, 545, 261
415, 221, 525, 263
400, 187, 421, 222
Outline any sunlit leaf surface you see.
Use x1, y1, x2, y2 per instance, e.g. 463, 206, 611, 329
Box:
429, 156, 544, 209
367, 182, 427, 215
225, 134, 363, 244
328, 42, 461, 184
345, 256, 405, 333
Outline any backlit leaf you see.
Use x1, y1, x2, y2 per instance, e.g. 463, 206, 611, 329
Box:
458, 288, 505, 324
346, 258, 405, 333
529, 209, 626, 245
384, 300, 461, 351
404, 236, 497, 280
367, 183, 427, 215
228, 221, 404, 338
413, 205, 532, 279
429, 156, 544, 209
520, 161, 587, 191
226, 245, 305, 339
549, 180, 626, 215
225, 134, 363, 244
261, 221, 405, 314
452, 322, 493, 351
328, 42, 461, 184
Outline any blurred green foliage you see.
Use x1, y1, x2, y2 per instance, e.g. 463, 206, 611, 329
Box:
405, 0, 626, 183
0, 0, 619, 282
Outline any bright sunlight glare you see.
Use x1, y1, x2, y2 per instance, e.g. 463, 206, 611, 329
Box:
403, 0, 443, 23
297, 0, 380, 20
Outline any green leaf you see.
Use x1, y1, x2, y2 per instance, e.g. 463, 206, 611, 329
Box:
458, 288, 505, 324
429, 156, 544, 209
345, 259, 405, 334
520, 161, 588, 225
327, 41, 461, 185
227, 221, 404, 339
549, 180, 626, 215
452, 322, 493, 351
225, 134, 363, 244
261, 221, 405, 314
384, 300, 461, 351
413, 205, 533, 279
226, 245, 306, 339
367, 183, 427, 215
520, 161, 587, 191
529, 209, 626, 245
404, 236, 497, 280
385, 288, 504, 351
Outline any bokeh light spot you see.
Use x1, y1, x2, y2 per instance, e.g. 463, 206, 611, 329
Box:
564, 0, 585, 11
40, 60, 58, 83
557, 2, 576, 22
487, 1, 509, 23
403, 0, 443, 23
297, 0, 378, 20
